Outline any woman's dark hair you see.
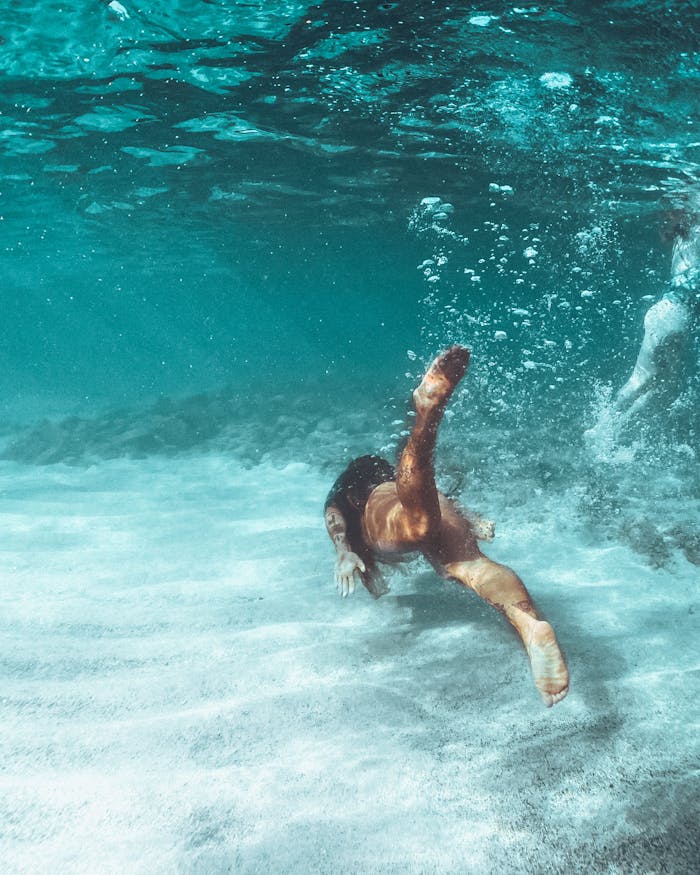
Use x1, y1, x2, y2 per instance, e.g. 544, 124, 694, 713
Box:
324, 455, 395, 587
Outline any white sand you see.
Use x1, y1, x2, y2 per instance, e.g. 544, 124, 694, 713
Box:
0, 453, 697, 873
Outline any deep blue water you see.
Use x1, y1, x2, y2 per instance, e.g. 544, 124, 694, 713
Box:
1, 3, 699, 872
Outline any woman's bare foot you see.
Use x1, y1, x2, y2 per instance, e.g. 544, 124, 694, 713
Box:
413, 345, 470, 414
525, 620, 569, 707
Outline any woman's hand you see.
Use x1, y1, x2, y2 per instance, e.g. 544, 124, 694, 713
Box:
334, 551, 366, 598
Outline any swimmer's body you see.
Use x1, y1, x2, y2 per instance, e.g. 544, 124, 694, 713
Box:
324, 346, 569, 708
616, 211, 700, 414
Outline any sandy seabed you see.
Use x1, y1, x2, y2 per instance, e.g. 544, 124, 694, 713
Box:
1, 454, 697, 874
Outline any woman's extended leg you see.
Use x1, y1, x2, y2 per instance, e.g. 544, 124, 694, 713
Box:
395, 345, 470, 537
363, 346, 470, 549
443, 553, 569, 706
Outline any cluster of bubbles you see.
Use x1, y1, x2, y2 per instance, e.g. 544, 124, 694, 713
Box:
409, 193, 686, 417
400, 182, 700, 568
409, 190, 597, 408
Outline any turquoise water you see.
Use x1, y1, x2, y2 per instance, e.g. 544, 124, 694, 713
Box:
3, 1, 697, 416
1, 3, 699, 873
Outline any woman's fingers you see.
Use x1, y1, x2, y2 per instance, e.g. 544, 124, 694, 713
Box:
334, 559, 363, 597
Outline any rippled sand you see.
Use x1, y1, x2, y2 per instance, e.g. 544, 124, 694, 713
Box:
1, 453, 697, 873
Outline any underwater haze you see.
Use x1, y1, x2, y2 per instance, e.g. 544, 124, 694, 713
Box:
1, 2, 699, 873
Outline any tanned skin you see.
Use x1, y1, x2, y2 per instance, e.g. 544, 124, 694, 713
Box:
325, 346, 569, 707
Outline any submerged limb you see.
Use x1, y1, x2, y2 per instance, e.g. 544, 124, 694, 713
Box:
363, 347, 471, 553
616, 295, 692, 412
524, 621, 570, 707
334, 550, 366, 598
325, 503, 366, 598
443, 555, 569, 707
607, 213, 700, 424
395, 345, 470, 539
411, 344, 471, 416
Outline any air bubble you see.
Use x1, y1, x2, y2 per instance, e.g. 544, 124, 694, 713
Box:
539, 71, 573, 89
469, 14, 496, 26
